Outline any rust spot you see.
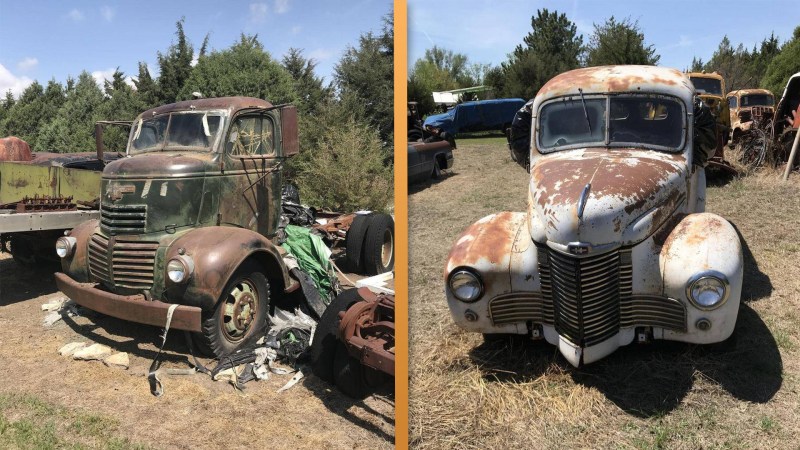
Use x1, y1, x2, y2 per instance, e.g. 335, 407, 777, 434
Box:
447, 212, 519, 268
0, 136, 32, 162
532, 149, 685, 216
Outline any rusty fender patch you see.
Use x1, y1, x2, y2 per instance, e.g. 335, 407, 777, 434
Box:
445, 212, 525, 276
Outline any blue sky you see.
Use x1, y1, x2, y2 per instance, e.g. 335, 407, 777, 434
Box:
0, 0, 391, 97
409, 0, 798, 77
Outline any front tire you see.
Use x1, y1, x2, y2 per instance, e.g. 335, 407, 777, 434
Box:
194, 261, 270, 357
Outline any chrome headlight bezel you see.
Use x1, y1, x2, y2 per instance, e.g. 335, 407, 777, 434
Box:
55, 236, 77, 259
166, 255, 194, 284
448, 269, 484, 303
686, 270, 730, 310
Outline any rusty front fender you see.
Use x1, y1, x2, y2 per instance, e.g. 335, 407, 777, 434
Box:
444, 212, 540, 334
61, 219, 101, 283
163, 226, 292, 311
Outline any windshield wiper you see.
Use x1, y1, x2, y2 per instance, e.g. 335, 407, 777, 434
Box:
578, 88, 592, 134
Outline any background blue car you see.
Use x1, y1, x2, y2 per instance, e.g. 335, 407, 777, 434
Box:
423, 98, 525, 135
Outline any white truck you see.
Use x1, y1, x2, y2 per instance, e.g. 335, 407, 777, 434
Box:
444, 65, 743, 366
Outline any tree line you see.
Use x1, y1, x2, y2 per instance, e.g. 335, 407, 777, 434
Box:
0, 16, 394, 213
409, 9, 800, 117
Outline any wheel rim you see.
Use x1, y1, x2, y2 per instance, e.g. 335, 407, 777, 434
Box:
221, 279, 259, 342
380, 228, 393, 268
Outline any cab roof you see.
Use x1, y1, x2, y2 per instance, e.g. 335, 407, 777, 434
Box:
728, 88, 773, 97
138, 96, 275, 118
534, 66, 694, 110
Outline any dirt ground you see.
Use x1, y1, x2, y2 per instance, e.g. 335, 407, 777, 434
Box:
0, 253, 393, 449
409, 136, 800, 449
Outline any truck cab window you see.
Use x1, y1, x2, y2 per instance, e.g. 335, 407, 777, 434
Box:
228, 115, 275, 156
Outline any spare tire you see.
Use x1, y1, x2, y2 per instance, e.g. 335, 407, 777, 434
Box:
344, 214, 371, 273
362, 213, 394, 275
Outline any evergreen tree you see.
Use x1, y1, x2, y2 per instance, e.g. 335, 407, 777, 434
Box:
156, 18, 194, 103
585, 17, 659, 66
334, 13, 394, 142
282, 48, 332, 115
494, 9, 583, 99
179, 34, 298, 104
763, 27, 800, 97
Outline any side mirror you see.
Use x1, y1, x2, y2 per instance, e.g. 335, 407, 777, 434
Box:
280, 105, 299, 157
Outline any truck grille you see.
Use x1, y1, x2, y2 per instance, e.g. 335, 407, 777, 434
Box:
489, 292, 545, 325
542, 247, 621, 347
488, 245, 687, 339
101, 204, 147, 235
88, 234, 158, 290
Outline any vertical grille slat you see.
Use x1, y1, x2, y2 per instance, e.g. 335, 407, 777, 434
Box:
87, 233, 157, 290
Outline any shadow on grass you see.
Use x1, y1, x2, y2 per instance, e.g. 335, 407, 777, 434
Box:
301, 377, 395, 443
0, 258, 60, 307
408, 171, 458, 195
732, 222, 773, 301
468, 304, 781, 417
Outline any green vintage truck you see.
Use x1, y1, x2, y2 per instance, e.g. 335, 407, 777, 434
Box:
54, 97, 308, 357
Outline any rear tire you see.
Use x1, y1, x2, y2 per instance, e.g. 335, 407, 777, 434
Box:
310, 288, 363, 382
345, 214, 371, 273
194, 261, 270, 357
362, 214, 394, 275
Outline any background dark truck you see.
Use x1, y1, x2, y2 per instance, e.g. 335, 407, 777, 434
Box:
55, 97, 305, 357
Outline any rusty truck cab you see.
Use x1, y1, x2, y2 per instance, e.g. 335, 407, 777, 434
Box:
55, 97, 300, 357
445, 66, 743, 366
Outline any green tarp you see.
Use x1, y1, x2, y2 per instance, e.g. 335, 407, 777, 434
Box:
281, 224, 336, 303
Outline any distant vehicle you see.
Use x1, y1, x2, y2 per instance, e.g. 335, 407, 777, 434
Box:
688, 71, 735, 172
726, 89, 775, 145
423, 98, 525, 136
407, 140, 454, 185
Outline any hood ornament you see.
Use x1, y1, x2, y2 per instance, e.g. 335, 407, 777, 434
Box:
577, 183, 591, 220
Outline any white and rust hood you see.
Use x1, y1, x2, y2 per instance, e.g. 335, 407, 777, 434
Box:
528, 149, 688, 247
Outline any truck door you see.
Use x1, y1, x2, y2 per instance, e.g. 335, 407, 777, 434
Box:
222, 111, 282, 237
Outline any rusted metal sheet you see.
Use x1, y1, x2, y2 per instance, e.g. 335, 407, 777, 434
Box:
537, 66, 693, 101
0, 161, 102, 206
0, 136, 32, 162
338, 287, 395, 376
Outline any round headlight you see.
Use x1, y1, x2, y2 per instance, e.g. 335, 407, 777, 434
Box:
687, 271, 729, 310
167, 259, 187, 283
55, 237, 76, 258
449, 270, 483, 302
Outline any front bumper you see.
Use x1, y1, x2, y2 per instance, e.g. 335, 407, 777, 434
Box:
55, 272, 202, 332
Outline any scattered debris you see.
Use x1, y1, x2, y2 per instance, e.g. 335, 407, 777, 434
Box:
103, 352, 130, 369
58, 342, 87, 357
43, 311, 63, 327
41, 297, 68, 312
73, 343, 113, 361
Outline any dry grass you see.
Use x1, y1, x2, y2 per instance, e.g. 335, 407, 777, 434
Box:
409, 137, 800, 449
0, 255, 394, 449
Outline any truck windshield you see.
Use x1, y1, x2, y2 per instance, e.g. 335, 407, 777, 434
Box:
128, 111, 226, 154
538, 95, 685, 152
741, 94, 774, 107
690, 77, 722, 95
